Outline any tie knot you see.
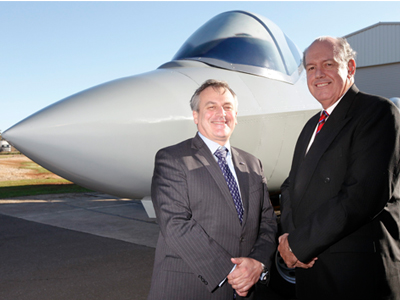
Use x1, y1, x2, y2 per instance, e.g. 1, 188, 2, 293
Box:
214, 147, 228, 161
319, 110, 329, 122
316, 110, 330, 135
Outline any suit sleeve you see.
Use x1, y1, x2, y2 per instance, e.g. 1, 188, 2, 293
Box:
151, 149, 235, 292
246, 159, 278, 271
280, 116, 317, 235
289, 100, 400, 262
280, 176, 296, 233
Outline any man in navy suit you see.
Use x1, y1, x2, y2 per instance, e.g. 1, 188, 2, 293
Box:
279, 36, 400, 299
148, 79, 277, 300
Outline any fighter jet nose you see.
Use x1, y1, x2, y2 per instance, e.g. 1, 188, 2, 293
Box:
4, 70, 198, 199
3, 102, 69, 150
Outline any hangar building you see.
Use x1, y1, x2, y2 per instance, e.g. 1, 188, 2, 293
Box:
344, 22, 400, 99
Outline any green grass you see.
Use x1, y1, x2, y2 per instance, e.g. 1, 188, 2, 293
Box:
0, 152, 20, 156
19, 161, 54, 174
0, 182, 92, 199
0, 178, 70, 187
0, 178, 92, 199
0, 154, 93, 198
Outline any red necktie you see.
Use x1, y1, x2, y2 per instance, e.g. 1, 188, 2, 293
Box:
316, 110, 329, 135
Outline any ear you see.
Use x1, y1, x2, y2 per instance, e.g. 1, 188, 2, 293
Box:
193, 110, 199, 125
347, 59, 356, 77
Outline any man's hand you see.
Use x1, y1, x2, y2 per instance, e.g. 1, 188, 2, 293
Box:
278, 233, 317, 269
227, 257, 262, 297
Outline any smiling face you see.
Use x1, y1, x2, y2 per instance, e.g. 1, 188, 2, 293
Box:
193, 86, 238, 146
305, 38, 355, 109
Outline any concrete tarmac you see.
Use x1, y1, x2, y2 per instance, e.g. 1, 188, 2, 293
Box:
0, 192, 289, 300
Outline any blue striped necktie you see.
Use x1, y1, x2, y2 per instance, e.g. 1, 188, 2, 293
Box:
214, 147, 244, 224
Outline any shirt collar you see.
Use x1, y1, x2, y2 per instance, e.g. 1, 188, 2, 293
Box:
198, 132, 231, 155
323, 86, 351, 115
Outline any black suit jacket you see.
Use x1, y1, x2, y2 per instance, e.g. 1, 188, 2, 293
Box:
148, 133, 277, 300
281, 85, 400, 299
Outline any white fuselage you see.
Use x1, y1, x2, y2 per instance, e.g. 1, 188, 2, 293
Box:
3, 60, 319, 199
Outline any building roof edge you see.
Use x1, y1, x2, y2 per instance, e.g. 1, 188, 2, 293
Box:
344, 22, 400, 38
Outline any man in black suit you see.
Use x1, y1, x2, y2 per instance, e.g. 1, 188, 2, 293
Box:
278, 36, 400, 299
148, 79, 277, 299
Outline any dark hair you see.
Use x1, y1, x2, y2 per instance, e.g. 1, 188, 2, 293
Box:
190, 79, 238, 112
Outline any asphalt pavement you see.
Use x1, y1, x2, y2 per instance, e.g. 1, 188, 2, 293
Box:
0, 192, 289, 300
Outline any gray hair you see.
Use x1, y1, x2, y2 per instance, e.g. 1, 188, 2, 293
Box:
303, 36, 357, 68
190, 79, 238, 112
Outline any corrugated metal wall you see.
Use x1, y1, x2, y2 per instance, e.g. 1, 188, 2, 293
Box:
344, 23, 400, 99
345, 23, 400, 68
355, 63, 400, 99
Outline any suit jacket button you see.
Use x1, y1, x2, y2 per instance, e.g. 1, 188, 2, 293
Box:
324, 177, 331, 183
240, 237, 244, 242
198, 275, 208, 285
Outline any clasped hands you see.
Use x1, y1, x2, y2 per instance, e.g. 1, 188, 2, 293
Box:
278, 233, 317, 269
227, 257, 262, 297
227, 234, 318, 297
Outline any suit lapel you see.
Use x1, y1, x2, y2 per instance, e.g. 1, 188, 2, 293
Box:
293, 86, 358, 207
298, 114, 320, 159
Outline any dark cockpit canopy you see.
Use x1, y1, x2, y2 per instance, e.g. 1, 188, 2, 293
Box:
172, 11, 303, 81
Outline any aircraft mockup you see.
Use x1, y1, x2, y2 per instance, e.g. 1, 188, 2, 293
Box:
4, 10, 319, 200
4, 10, 320, 291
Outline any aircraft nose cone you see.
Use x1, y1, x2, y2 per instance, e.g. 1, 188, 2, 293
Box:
4, 69, 198, 199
